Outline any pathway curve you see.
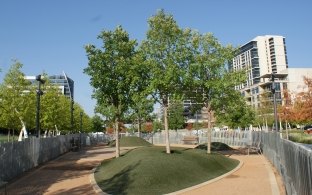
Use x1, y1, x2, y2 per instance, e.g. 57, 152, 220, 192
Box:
4, 145, 116, 195
3, 145, 286, 195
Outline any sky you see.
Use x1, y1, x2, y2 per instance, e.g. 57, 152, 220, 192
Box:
1, 0, 311, 116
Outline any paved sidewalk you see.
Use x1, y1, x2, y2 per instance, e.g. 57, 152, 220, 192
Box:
3, 145, 285, 195
4, 145, 116, 195
175, 153, 285, 195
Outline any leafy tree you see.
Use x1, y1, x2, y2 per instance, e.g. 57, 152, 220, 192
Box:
280, 76, 312, 125
72, 103, 92, 132
256, 91, 275, 129
188, 33, 245, 153
84, 26, 137, 157
141, 10, 194, 153
152, 120, 163, 132
91, 115, 104, 132
41, 77, 65, 135
216, 91, 255, 129
168, 97, 185, 130
56, 95, 72, 132
128, 51, 154, 136
0, 61, 36, 138
142, 122, 153, 132
294, 77, 312, 124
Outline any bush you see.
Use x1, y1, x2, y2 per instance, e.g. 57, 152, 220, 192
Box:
288, 133, 312, 144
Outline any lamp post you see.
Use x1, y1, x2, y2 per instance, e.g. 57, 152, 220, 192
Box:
71, 99, 74, 132
36, 75, 45, 138
80, 112, 83, 148
271, 73, 279, 132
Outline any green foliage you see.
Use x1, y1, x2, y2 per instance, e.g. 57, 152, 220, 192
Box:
141, 10, 195, 153
152, 120, 163, 131
215, 90, 255, 128
84, 26, 138, 157
84, 25, 137, 119
128, 50, 154, 129
287, 131, 312, 144
91, 115, 104, 132
141, 10, 194, 105
41, 78, 65, 131
188, 33, 245, 112
0, 61, 91, 133
255, 92, 274, 127
0, 61, 36, 131
95, 146, 239, 194
168, 97, 185, 130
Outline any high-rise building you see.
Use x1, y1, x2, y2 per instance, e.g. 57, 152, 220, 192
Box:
25, 71, 74, 100
231, 35, 312, 109
231, 35, 289, 108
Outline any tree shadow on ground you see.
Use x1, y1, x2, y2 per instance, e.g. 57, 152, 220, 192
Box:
5, 145, 115, 195
96, 161, 141, 195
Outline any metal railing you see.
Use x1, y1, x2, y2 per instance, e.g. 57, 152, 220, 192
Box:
147, 130, 252, 147
253, 131, 312, 195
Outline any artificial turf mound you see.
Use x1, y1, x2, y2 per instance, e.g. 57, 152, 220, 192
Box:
108, 136, 152, 147
196, 142, 234, 151
95, 146, 239, 195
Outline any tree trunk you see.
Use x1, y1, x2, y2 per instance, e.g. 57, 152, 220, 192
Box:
207, 110, 211, 154
164, 105, 171, 154
115, 118, 120, 158
137, 116, 141, 138
7, 129, 10, 142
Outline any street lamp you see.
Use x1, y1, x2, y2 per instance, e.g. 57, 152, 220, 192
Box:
71, 99, 74, 132
80, 112, 83, 132
271, 73, 279, 132
36, 75, 45, 138
80, 112, 83, 148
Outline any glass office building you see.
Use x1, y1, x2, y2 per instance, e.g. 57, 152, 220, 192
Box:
25, 71, 74, 100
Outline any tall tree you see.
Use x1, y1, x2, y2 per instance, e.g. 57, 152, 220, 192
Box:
0, 61, 36, 138
41, 78, 65, 135
84, 26, 137, 158
280, 76, 312, 125
256, 91, 275, 129
141, 10, 194, 154
129, 51, 154, 137
189, 33, 245, 153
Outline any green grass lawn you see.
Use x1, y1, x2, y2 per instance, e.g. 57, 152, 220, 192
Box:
95, 145, 239, 195
0, 134, 18, 143
287, 131, 312, 144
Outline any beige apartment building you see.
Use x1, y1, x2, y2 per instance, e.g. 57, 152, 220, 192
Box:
231, 35, 312, 108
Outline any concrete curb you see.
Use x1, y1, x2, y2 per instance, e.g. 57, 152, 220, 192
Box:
90, 167, 109, 195
262, 156, 280, 195
167, 159, 244, 195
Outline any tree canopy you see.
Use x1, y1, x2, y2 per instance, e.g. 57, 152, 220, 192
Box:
83, 9, 252, 155
84, 25, 138, 157
0, 61, 92, 137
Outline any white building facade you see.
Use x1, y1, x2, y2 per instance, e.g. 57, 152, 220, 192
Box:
25, 71, 74, 100
231, 35, 311, 108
